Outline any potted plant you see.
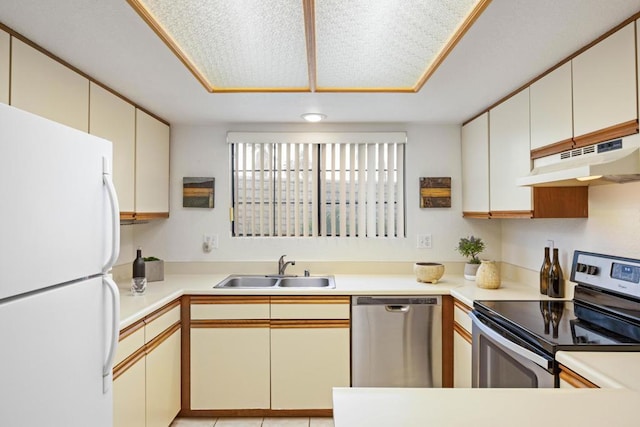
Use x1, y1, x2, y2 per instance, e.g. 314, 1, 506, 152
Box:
456, 236, 485, 280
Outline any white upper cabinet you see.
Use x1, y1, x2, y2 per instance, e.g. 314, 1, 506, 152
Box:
0, 30, 9, 104
572, 22, 637, 143
461, 112, 490, 216
89, 83, 136, 214
489, 88, 532, 213
530, 62, 573, 152
135, 109, 170, 217
11, 38, 89, 132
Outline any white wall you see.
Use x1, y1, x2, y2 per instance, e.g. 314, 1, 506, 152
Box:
501, 181, 640, 273
131, 122, 501, 264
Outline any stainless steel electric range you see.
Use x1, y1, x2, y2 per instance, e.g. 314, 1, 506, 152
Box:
471, 250, 640, 388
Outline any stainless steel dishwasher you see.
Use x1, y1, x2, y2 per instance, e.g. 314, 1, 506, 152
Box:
351, 296, 442, 387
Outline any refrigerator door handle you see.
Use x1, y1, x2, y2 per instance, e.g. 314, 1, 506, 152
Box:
103, 275, 120, 393
102, 160, 120, 273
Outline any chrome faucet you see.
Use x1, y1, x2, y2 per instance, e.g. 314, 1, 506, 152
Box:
278, 255, 296, 275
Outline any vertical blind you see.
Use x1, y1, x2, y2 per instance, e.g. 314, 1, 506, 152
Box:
229, 132, 406, 238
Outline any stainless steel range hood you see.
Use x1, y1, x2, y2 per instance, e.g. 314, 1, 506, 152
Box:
517, 135, 640, 187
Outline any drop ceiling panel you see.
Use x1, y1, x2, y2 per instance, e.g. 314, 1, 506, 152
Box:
136, 0, 309, 91
315, 0, 483, 91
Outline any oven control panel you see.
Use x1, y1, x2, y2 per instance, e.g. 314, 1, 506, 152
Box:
571, 251, 640, 299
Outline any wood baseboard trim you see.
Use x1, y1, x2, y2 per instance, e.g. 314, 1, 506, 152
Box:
180, 409, 333, 417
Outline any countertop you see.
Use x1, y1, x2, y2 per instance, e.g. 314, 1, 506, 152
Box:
332, 387, 640, 427
117, 272, 548, 329
556, 351, 640, 391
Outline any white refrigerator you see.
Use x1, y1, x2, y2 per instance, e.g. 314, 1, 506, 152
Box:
0, 103, 120, 426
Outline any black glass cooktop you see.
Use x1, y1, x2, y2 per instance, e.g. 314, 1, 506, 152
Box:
473, 299, 640, 356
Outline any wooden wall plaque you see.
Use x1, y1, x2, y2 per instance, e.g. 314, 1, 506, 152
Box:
420, 177, 451, 208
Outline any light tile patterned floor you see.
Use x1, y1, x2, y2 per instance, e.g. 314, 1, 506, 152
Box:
170, 417, 334, 427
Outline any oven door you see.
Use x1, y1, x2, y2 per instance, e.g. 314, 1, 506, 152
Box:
470, 311, 556, 388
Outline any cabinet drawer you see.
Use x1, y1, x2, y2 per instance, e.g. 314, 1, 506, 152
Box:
271, 296, 350, 319
145, 303, 181, 343
453, 303, 472, 334
116, 321, 145, 366
191, 296, 270, 320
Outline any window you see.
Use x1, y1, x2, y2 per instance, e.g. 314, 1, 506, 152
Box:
229, 132, 405, 238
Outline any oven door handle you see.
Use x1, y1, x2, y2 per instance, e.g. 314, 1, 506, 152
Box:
469, 312, 552, 369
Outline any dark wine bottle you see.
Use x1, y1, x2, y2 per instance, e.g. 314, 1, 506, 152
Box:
131, 247, 146, 295
547, 248, 564, 298
539, 246, 551, 295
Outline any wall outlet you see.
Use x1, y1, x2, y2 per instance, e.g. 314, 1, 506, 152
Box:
417, 234, 432, 249
203, 234, 218, 252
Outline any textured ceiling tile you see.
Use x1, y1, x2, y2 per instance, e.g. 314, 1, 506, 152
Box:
141, 0, 309, 89
315, 0, 482, 90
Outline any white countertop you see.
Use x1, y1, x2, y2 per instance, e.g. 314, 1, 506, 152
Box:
556, 351, 640, 391
117, 272, 546, 329
332, 387, 640, 427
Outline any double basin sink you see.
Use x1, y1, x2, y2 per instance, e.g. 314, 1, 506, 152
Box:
215, 274, 336, 289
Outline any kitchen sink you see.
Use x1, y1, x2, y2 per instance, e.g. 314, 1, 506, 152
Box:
278, 277, 332, 287
215, 274, 335, 289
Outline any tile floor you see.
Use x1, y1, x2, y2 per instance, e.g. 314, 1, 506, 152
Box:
170, 417, 334, 427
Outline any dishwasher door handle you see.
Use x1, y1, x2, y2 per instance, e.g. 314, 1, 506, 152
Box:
385, 305, 410, 313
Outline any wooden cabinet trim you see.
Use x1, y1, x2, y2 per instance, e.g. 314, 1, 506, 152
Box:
119, 319, 145, 341
530, 138, 574, 160
146, 322, 181, 354
573, 119, 638, 149
462, 211, 491, 219
453, 299, 472, 314
191, 319, 270, 328
134, 212, 170, 220
442, 295, 454, 388
490, 210, 533, 219
181, 409, 333, 418
145, 298, 181, 324
453, 322, 472, 344
190, 296, 271, 305
559, 365, 599, 388
119, 212, 136, 221
113, 346, 146, 380
270, 296, 351, 305
270, 319, 350, 329
181, 297, 191, 414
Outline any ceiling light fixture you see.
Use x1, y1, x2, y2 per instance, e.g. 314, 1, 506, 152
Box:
301, 113, 326, 122
127, 0, 491, 93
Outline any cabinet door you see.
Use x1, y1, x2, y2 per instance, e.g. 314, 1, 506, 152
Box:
530, 62, 573, 152
113, 356, 146, 427
190, 324, 270, 410
11, 38, 89, 131
573, 22, 636, 144
135, 109, 170, 217
489, 88, 532, 213
0, 30, 8, 104
461, 112, 489, 216
89, 83, 136, 214
453, 331, 472, 388
271, 323, 350, 409
146, 328, 181, 427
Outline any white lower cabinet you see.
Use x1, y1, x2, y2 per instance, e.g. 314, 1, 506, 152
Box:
146, 329, 182, 427
114, 355, 146, 427
271, 324, 350, 409
113, 300, 181, 427
453, 300, 472, 388
190, 325, 271, 410
189, 296, 351, 412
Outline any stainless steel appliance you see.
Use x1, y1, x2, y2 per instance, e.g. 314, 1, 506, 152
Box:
472, 251, 640, 388
351, 296, 442, 387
